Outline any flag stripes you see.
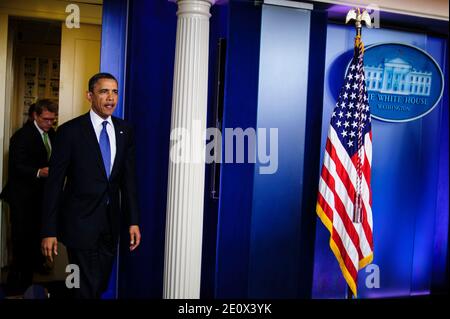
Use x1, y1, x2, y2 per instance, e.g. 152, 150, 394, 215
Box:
316, 37, 373, 297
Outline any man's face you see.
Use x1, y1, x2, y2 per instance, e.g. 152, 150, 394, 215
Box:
34, 109, 56, 132
87, 78, 118, 119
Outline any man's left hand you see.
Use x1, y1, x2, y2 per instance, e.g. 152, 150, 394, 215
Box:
129, 225, 141, 251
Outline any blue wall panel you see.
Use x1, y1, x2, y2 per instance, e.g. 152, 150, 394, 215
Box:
297, 9, 328, 298
100, 0, 129, 299
431, 40, 449, 293
248, 5, 311, 298
200, 3, 229, 299
312, 24, 448, 298
118, 0, 177, 298
216, 3, 328, 298
411, 36, 449, 295
100, 0, 128, 119
214, 0, 262, 298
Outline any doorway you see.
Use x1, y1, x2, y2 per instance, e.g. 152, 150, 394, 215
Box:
0, 15, 101, 298
9, 18, 61, 133
0, 17, 66, 298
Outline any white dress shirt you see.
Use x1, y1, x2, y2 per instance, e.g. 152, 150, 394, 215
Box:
89, 109, 116, 173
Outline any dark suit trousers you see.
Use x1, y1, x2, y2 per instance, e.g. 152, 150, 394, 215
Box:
66, 205, 116, 299
9, 202, 44, 292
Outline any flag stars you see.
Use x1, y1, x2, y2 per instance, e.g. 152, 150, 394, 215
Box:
331, 53, 371, 154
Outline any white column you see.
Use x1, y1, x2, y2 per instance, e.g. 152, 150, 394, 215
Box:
163, 0, 214, 299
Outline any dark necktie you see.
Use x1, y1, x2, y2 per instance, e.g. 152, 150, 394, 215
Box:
99, 121, 111, 179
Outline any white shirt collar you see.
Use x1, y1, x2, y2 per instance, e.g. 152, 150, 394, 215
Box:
33, 120, 45, 135
90, 109, 113, 128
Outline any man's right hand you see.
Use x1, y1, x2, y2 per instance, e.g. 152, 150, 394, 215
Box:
41, 237, 58, 262
38, 167, 49, 178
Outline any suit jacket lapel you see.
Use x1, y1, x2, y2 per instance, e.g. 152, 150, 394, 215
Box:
80, 112, 108, 179
110, 117, 124, 180
29, 122, 48, 159
48, 128, 56, 144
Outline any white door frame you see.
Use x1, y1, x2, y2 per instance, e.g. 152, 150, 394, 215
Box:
0, 0, 102, 270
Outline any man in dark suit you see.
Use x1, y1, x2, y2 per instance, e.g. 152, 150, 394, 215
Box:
41, 73, 141, 299
1, 103, 38, 203
6, 99, 57, 294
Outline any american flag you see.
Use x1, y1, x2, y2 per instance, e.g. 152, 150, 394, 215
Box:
316, 37, 373, 298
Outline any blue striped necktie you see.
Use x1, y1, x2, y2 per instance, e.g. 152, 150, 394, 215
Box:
99, 121, 111, 179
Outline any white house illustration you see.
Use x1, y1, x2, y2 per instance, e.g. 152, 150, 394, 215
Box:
365, 58, 432, 96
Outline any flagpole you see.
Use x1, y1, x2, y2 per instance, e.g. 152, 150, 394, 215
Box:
346, 285, 353, 299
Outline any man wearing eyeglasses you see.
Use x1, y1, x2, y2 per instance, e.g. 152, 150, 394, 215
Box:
5, 99, 57, 295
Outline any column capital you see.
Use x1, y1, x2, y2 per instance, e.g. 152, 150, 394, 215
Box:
168, 0, 219, 4
170, 0, 214, 17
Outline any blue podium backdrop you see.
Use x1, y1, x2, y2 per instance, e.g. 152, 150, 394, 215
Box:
312, 24, 449, 298
99, 0, 448, 299
214, 2, 327, 298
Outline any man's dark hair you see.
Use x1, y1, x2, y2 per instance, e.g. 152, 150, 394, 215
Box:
28, 103, 36, 118
35, 99, 58, 115
88, 72, 118, 92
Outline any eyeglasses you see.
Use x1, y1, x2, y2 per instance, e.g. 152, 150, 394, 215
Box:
38, 116, 56, 123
